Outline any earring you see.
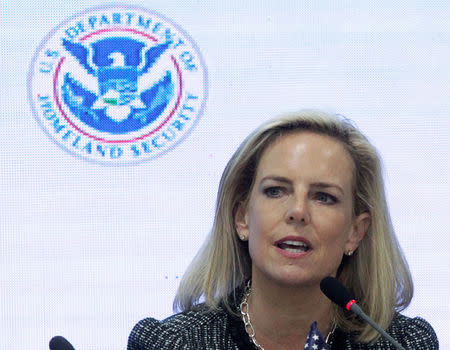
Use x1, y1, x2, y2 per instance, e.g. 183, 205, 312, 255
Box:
346, 250, 353, 256
240, 235, 246, 241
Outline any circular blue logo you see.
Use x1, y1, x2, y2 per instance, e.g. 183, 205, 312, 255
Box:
28, 5, 208, 164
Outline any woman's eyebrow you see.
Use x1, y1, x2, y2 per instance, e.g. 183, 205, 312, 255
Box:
259, 177, 345, 195
310, 182, 344, 195
260, 175, 292, 184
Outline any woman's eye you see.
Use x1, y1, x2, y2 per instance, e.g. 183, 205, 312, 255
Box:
316, 192, 338, 204
263, 187, 284, 198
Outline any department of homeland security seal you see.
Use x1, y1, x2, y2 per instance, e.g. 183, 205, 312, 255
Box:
28, 5, 207, 164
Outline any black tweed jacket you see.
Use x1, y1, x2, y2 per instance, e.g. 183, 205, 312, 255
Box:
127, 305, 438, 350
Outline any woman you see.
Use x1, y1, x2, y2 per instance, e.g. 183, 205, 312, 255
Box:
128, 110, 438, 349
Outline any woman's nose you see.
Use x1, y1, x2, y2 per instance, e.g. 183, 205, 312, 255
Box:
285, 194, 310, 224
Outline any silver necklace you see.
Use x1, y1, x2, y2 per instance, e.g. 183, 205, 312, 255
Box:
239, 281, 336, 350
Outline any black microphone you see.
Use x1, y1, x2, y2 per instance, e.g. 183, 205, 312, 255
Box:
320, 277, 406, 350
49, 336, 75, 350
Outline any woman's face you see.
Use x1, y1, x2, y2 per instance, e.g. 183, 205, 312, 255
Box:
235, 131, 370, 287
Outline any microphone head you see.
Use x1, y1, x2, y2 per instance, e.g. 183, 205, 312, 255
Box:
49, 336, 75, 350
320, 276, 354, 308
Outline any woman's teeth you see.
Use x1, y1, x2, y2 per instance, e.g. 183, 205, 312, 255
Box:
278, 240, 309, 252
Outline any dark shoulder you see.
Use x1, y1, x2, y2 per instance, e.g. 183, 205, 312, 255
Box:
127, 306, 233, 350
335, 313, 439, 350
388, 313, 438, 349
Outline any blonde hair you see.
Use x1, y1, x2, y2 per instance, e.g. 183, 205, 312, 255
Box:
173, 110, 413, 343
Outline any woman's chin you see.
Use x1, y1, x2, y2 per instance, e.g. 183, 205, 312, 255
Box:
267, 271, 318, 287
268, 270, 333, 288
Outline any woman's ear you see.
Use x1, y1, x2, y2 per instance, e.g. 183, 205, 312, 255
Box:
234, 202, 249, 241
345, 212, 371, 252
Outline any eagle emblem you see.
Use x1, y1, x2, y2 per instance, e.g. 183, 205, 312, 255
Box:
61, 37, 174, 134
30, 6, 207, 164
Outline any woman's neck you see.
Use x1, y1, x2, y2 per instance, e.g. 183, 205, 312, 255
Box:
245, 276, 334, 350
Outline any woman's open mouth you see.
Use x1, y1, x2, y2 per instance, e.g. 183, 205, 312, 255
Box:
277, 240, 310, 253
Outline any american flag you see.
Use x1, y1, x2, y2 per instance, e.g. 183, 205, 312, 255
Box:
304, 321, 331, 350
